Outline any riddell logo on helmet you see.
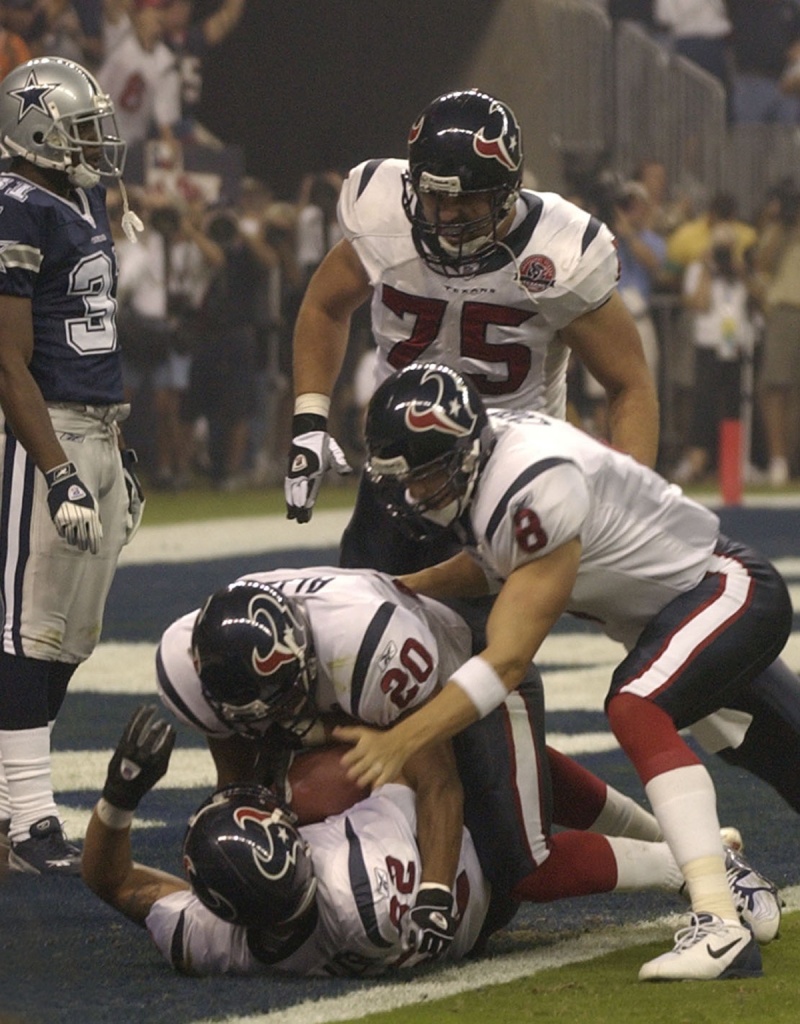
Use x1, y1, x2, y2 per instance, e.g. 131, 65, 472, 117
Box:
518, 254, 556, 293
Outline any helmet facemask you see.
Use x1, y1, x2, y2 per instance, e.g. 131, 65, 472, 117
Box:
402, 172, 518, 277
367, 437, 482, 540
192, 583, 319, 740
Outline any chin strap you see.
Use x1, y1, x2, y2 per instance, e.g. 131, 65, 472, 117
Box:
118, 177, 144, 243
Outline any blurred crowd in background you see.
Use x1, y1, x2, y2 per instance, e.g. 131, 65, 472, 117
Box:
5, 0, 800, 490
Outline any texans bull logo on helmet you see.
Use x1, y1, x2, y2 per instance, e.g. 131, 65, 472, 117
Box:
232, 804, 307, 882
248, 592, 297, 677
473, 99, 521, 172
405, 366, 478, 439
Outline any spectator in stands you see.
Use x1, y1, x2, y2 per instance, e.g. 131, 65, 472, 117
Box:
727, 0, 800, 124
161, 0, 247, 147
98, 0, 180, 150
672, 222, 756, 483
607, 0, 657, 31
583, 180, 667, 440
117, 197, 210, 489
295, 170, 343, 287
29, 0, 101, 65
631, 158, 693, 236
185, 207, 263, 490
753, 181, 800, 485
663, 192, 758, 456
0, 3, 31, 78
655, 1, 733, 120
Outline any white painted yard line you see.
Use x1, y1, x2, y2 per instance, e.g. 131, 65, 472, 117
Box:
193, 887, 800, 1024
118, 509, 352, 565
53, 747, 217, 791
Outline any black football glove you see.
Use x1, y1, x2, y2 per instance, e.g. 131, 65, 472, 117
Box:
285, 413, 351, 523
45, 460, 102, 554
402, 883, 458, 964
102, 705, 176, 811
121, 448, 145, 544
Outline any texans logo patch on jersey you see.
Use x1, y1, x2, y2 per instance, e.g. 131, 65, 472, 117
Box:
518, 254, 556, 293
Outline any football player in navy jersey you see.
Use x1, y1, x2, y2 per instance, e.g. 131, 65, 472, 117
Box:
284, 88, 659, 567
0, 56, 144, 875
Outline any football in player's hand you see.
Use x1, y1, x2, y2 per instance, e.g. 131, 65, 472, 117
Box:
288, 744, 367, 824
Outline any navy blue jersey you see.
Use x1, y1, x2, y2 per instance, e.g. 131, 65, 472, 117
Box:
0, 173, 124, 404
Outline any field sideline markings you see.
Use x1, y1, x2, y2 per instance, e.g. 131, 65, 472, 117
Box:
192, 888, 800, 1024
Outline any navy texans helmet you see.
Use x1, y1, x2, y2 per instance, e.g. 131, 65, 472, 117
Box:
0, 57, 126, 188
365, 363, 494, 539
402, 89, 523, 276
183, 784, 318, 940
191, 580, 317, 738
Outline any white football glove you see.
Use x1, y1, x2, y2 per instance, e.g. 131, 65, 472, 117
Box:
45, 461, 102, 554
285, 415, 352, 523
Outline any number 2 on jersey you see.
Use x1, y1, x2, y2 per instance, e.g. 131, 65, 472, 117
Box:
380, 637, 434, 710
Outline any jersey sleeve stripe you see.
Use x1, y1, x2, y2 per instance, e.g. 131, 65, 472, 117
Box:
349, 601, 395, 717
580, 215, 602, 254
356, 159, 385, 199
168, 908, 189, 971
155, 645, 212, 732
345, 816, 393, 949
0, 242, 43, 273
485, 457, 575, 545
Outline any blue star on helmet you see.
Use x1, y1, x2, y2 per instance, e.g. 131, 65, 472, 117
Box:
8, 71, 58, 123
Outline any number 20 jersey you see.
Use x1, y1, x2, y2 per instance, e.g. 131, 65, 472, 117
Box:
156, 566, 474, 737
0, 173, 123, 404
338, 158, 619, 417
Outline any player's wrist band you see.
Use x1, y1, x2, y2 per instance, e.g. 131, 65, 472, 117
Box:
450, 656, 508, 719
294, 393, 331, 418
417, 882, 452, 895
96, 798, 134, 830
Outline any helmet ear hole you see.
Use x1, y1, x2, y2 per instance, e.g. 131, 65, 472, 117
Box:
32, 131, 45, 144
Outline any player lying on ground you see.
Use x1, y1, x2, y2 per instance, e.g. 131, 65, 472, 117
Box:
82, 706, 780, 977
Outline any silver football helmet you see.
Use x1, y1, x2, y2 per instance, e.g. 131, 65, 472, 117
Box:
0, 57, 126, 188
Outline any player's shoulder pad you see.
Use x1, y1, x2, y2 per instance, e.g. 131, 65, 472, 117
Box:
338, 158, 408, 240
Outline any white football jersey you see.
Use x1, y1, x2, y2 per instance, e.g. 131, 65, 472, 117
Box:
469, 410, 721, 649
338, 158, 620, 416
156, 566, 472, 737
145, 784, 490, 976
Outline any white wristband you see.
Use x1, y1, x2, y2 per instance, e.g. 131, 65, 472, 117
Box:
294, 393, 331, 418
450, 656, 508, 719
96, 798, 134, 831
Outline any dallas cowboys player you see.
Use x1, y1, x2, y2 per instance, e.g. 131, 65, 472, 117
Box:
0, 57, 144, 874
155, 568, 781, 965
284, 88, 659, 575
339, 361, 797, 982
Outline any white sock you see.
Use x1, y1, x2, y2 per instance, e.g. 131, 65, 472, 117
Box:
605, 836, 684, 892
0, 727, 59, 842
644, 764, 724, 865
591, 784, 663, 841
0, 748, 10, 823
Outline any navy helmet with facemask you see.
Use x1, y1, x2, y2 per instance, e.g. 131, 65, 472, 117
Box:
401, 89, 523, 276
191, 580, 317, 739
364, 363, 494, 540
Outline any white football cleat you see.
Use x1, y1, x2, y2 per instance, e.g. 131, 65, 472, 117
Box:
639, 913, 762, 982
722, 835, 783, 944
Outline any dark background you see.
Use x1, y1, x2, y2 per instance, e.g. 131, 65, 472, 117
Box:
196, 0, 498, 198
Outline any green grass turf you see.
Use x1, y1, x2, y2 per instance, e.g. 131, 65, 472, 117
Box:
334, 912, 800, 1024
138, 478, 359, 525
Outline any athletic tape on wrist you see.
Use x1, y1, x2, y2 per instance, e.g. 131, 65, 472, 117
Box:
417, 882, 452, 895
294, 393, 331, 418
96, 798, 134, 830
450, 656, 508, 719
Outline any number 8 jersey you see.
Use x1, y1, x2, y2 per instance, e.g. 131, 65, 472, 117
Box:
0, 172, 123, 404
339, 158, 619, 418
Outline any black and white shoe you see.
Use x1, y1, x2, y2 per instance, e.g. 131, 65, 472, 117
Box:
8, 815, 81, 875
721, 827, 783, 944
